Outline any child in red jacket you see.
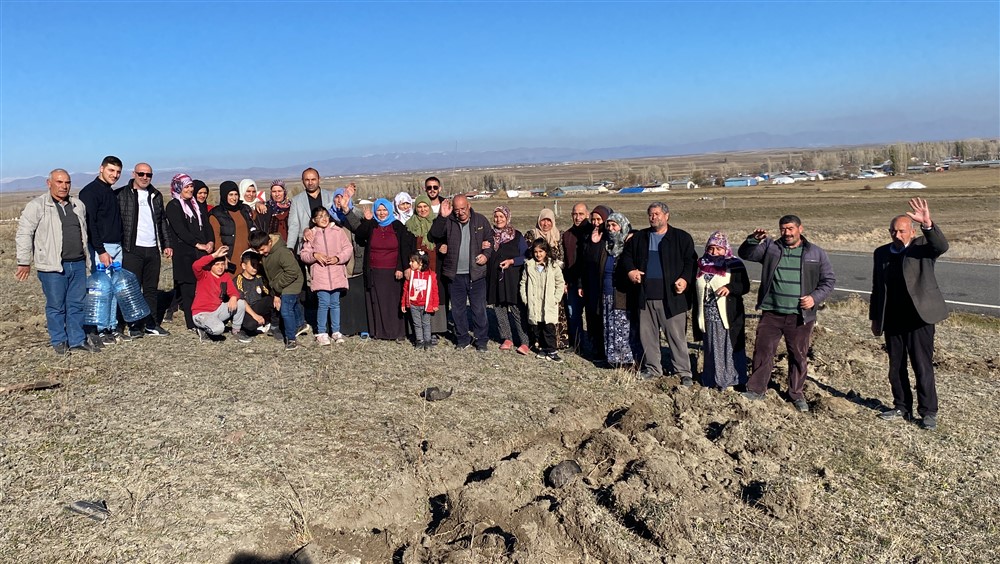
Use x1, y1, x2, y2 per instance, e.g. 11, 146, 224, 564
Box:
191, 246, 245, 341
401, 252, 439, 350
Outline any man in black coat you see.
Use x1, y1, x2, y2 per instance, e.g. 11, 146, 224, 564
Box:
618, 202, 698, 382
870, 198, 948, 430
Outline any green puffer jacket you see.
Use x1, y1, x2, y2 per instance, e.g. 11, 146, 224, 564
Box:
261, 234, 304, 296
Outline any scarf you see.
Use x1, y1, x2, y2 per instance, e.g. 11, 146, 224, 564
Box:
605, 212, 632, 258
329, 187, 354, 224
373, 197, 395, 228
238, 178, 257, 206
698, 230, 738, 277
394, 192, 414, 224
219, 181, 242, 212
170, 173, 202, 226
407, 194, 436, 250
492, 205, 516, 248
533, 208, 561, 249
267, 180, 291, 213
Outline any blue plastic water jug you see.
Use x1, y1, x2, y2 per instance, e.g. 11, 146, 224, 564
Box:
83, 265, 114, 329
110, 262, 150, 323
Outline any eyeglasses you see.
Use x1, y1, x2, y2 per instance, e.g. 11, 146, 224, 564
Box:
135, 172, 153, 178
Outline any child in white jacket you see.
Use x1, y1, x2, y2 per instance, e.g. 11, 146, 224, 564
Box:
520, 238, 566, 362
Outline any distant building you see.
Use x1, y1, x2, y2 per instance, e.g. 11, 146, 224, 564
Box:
668, 179, 698, 190
551, 184, 602, 197
724, 177, 758, 187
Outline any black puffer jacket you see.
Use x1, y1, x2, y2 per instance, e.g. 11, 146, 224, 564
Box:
117, 180, 172, 252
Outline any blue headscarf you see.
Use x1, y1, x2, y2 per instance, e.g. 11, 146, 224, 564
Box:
330, 187, 354, 224
373, 197, 395, 228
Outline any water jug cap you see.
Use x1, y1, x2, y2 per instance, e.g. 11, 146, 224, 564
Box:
96, 264, 106, 271
111, 261, 122, 270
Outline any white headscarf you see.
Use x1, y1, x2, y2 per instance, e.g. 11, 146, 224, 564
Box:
394, 191, 414, 224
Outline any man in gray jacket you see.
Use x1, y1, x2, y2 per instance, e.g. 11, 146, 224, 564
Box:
15, 169, 98, 355
870, 198, 948, 430
428, 195, 493, 350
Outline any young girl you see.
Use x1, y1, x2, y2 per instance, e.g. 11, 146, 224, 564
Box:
520, 238, 566, 363
401, 252, 440, 350
300, 207, 353, 345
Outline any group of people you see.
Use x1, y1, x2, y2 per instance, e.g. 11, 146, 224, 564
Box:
14, 153, 949, 429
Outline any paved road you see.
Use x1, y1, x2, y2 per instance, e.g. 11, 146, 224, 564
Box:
740, 252, 1000, 317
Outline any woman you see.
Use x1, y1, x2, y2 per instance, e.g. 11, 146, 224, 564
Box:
603, 212, 639, 367
239, 178, 258, 209
329, 186, 369, 337
692, 231, 750, 390
262, 180, 291, 240
577, 205, 611, 364
354, 198, 415, 340
487, 206, 530, 354
165, 173, 214, 331
209, 180, 256, 277
525, 208, 568, 348
394, 192, 414, 225
407, 194, 448, 340
195, 182, 213, 212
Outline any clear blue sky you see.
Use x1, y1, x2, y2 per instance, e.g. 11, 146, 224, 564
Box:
1, 1, 997, 179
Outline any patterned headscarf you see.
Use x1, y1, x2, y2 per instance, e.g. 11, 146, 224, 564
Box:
492, 205, 516, 248
407, 194, 436, 250
394, 192, 414, 224
605, 212, 632, 258
698, 230, 737, 276
170, 173, 201, 226
267, 179, 290, 213
373, 197, 395, 228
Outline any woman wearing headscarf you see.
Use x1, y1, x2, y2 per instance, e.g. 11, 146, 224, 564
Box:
354, 197, 415, 340
394, 192, 414, 225
692, 231, 750, 390
209, 180, 257, 277
327, 185, 369, 336
195, 182, 213, 213
525, 207, 569, 348
603, 212, 639, 367
486, 205, 530, 354
406, 194, 448, 339
262, 180, 292, 240
165, 174, 214, 330
577, 205, 611, 364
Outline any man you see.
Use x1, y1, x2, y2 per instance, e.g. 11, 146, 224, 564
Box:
739, 215, 835, 412
424, 176, 446, 214
428, 194, 493, 350
562, 202, 590, 351
619, 202, 698, 384
15, 169, 99, 355
287, 168, 333, 251
870, 198, 948, 430
79, 155, 125, 345
117, 162, 173, 337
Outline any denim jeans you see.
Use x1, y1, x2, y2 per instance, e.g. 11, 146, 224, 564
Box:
280, 293, 304, 342
410, 306, 432, 344
449, 274, 488, 347
38, 260, 87, 347
89, 242, 122, 331
316, 289, 342, 335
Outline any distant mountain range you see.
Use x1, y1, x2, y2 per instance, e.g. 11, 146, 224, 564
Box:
3, 119, 996, 192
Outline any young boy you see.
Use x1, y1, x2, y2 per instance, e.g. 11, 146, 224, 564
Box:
249, 232, 305, 350
191, 246, 245, 342
234, 249, 273, 343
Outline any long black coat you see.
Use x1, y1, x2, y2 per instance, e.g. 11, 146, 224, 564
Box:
165, 199, 213, 284
486, 231, 527, 306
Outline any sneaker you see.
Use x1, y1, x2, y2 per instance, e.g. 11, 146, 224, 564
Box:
52, 342, 71, 356
547, 352, 564, 363
475, 344, 487, 352
235, 331, 254, 344
112, 330, 133, 342
331, 332, 345, 344
793, 398, 810, 413
295, 324, 310, 338
316, 333, 331, 346
259, 323, 271, 334
457, 343, 473, 351
741, 391, 767, 401
414, 340, 425, 349
127, 327, 145, 339
499, 339, 514, 351
516, 344, 530, 356
680, 376, 694, 388
195, 328, 208, 342
86, 333, 105, 350
145, 325, 171, 337
71, 341, 100, 353
285, 340, 299, 351
637, 370, 661, 380
99, 332, 118, 346
921, 414, 937, 430
422, 342, 430, 351
877, 408, 910, 421
536, 352, 548, 359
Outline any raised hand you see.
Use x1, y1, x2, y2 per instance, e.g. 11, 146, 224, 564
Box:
440, 198, 453, 217
906, 197, 932, 228
752, 229, 768, 241
363, 205, 373, 221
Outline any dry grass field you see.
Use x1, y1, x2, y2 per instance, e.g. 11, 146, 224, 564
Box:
0, 165, 998, 563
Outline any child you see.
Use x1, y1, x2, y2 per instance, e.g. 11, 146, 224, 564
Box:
401, 252, 440, 350
520, 238, 566, 363
234, 249, 273, 342
191, 246, 246, 342
249, 231, 306, 350
300, 207, 353, 345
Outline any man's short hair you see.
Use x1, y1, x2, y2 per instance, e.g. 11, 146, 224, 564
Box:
241, 250, 262, 269
248, 231, 271, 249
302, 167, 319, 178
424, 176, 441, 187
648, 202, 669, 215
101, 156, 123, 168
48, 168, 69, 181
779, 214, 802, 226
889, 215, 914, 230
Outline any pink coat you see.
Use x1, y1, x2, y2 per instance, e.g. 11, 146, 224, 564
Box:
300, 224, 353, 291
